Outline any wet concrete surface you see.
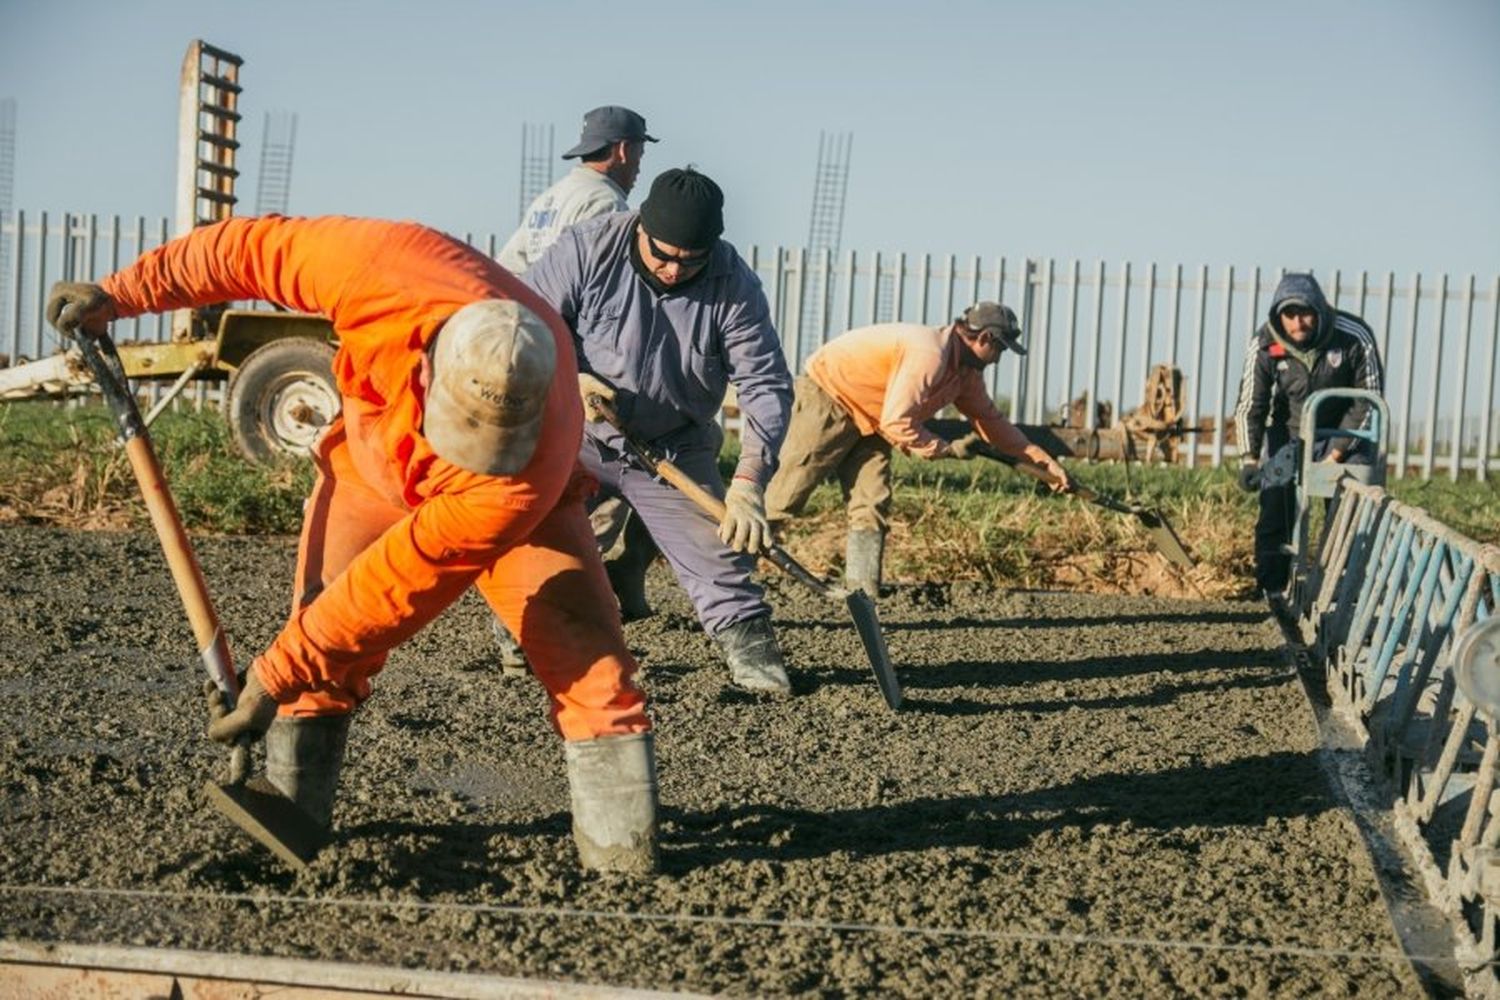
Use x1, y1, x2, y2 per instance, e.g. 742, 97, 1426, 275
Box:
0, 525, 1424, 996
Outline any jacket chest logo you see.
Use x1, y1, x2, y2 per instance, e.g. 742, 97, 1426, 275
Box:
1326, 349, 1343, 369
1276, 360, 1289, 373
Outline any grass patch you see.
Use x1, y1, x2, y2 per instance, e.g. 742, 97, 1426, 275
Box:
3, 399, 1495, 598
0, 400, 312, 533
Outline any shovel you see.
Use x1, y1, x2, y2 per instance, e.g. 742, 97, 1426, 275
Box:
71, 329, 328, 871
588, 396, 902, 710
963, 438, 1196, 570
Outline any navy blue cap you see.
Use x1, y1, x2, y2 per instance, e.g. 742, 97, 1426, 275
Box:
561, 106, 658, 159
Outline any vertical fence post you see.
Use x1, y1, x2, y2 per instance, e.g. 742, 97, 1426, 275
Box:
916, 252, 931, 324
1189, 263, 1208, 467
1012, 258, 1032, 421
817, 247, 833, 347
1031, 257, 1054, 423
1421, 273, 1446, 480
1112, 260, 1131, 430
1481, 275, 1500, 483
31, 211, 50, 361
841, 249, 856, 337
1213, 264, 1236, 468
1060, 258, 1080, 427
1087, 259, 1105, 434
892, 252, 907, 323
6, 210, 22, 365
1452, 274, 1474, 481
866, 251, 882, 328
941, 253, 956, 328
788, 246, 806, 370
1136, 262, 1157, 418
1397, 271, 1420, 478
131, 216, 146, 343
1166, 262, 1182, 369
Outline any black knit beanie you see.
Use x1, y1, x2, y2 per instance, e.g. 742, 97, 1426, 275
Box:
639, 168, 725, 250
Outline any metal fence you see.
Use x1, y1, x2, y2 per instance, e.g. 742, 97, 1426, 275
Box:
5, 210, 1499, 481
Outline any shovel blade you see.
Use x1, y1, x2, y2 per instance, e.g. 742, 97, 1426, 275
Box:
1137, 510, 1196, 570
844, 589, 902, 710
204, 777, 328, 873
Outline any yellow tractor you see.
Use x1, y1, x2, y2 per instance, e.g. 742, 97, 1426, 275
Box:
0, 40, 339, 463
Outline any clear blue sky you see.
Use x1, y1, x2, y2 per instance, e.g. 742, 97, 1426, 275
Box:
2, 0, 1497, 276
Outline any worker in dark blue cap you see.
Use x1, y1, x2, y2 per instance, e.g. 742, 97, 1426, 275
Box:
498, 106, 659, 275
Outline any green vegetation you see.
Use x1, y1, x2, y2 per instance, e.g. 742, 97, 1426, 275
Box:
0, 400, 313, 534
2, 399, 1495, 599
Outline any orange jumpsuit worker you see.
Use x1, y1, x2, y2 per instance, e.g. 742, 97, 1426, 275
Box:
45, 215, 657, 873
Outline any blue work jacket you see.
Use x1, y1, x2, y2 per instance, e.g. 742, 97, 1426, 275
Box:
523, 212, 792, 484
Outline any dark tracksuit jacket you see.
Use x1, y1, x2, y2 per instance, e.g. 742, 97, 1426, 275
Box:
1232, 273, 1384, 591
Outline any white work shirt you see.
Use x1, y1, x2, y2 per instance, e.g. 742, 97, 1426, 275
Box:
497, 166, 628, 275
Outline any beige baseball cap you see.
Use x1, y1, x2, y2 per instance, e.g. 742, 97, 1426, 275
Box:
422, 299, 556, 476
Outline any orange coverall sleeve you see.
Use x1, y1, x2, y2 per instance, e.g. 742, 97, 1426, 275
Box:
878, 346, 952, 458
954, 373, 1030, 455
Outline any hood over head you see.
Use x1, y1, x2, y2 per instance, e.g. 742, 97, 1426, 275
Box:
1267, 272, 1333, 351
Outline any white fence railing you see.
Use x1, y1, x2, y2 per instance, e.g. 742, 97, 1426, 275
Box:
5, 211, 1498, 481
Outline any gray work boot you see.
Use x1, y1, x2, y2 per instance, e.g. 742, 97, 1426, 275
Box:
491, 619, 530, 678
844, 528, 885, 597
564, 731, 659, 874
264, 714, 350, 830
604, 514, 659, 623
714, 615, 792, 696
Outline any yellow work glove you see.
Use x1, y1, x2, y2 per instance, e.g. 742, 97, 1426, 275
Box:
45, 281, 116, 339
578, 372, 616, 422
719, 478, 770, 555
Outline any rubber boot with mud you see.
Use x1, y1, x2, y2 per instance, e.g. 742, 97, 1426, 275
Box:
604, 513, 659, 623
564, 731, 659, 874
264, 714, 350, 830
844, 528, 885, 598
714, 615, 792, 696
491, 618, 530, 679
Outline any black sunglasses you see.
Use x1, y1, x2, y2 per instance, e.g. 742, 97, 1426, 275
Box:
645, 232, 711, 268
1279, 304, 1317, 319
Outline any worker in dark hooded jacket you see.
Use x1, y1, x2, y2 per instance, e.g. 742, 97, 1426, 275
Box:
1232, 272, 1384, 596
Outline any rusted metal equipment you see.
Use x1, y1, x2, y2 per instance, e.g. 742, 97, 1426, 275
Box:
72, 327, 326, 870
590, 396, 902, 710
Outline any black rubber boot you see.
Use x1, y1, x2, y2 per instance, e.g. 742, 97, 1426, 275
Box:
264, 714, 350, 831
604, 512, 659, 623
491, 619, 530, 678
564, 731, 659, 874
714, 615, 792, 696
844, 528, 885, 597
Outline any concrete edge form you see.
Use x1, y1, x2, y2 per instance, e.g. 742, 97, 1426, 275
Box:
0, 939, 709, 999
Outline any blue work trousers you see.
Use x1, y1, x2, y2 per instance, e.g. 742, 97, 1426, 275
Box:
580, 431, 769, 637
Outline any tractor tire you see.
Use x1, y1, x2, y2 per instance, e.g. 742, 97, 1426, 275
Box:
226, 338, 340, 463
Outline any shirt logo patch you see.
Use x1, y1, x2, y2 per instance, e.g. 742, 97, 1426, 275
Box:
1268, 342, 1286, 358
1276, 360, 1289, 373
1327, 349, 1343, 369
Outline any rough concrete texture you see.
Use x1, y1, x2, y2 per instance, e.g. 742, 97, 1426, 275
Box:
0, 526, 1423, 997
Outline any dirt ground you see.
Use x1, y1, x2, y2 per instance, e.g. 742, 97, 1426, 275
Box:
0, 525, 1424, 997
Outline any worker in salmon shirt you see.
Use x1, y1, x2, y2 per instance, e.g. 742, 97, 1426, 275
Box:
765, 302, 1071, 596
45, 215, 658, 873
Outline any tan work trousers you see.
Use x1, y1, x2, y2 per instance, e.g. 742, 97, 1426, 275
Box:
765, 376, 892, 532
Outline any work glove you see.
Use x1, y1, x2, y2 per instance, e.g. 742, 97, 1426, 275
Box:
719, 477, 771, 555
45, 281, 116, 339
578, 372, 616, 422
947, 432, 982, 460
1237, 462, 1262, 493
204, 667, 279, 745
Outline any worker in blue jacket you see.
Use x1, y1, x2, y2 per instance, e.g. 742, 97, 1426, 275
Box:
520, 167, 797, 696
